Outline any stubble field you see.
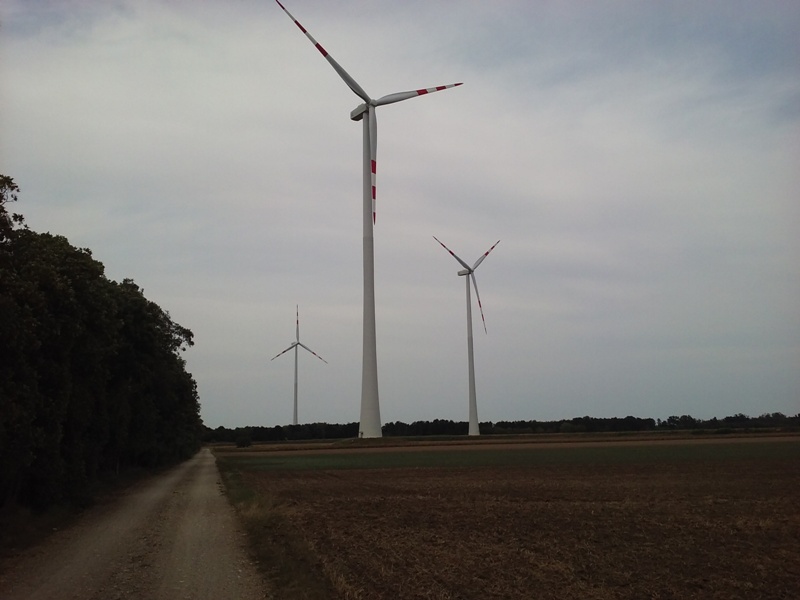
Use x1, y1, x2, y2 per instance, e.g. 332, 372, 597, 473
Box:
216, 434, 800, 599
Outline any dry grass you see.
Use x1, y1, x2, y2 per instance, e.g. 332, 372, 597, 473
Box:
217, 436, 800, 599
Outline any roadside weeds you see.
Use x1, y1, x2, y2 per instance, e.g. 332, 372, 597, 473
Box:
215, 453, 334, 600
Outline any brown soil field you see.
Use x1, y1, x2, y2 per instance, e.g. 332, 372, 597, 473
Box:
220, 434, 800, 599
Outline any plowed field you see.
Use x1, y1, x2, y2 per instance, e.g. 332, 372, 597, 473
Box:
217, 435, 800, 599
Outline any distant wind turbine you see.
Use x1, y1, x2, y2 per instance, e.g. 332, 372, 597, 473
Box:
434, 237, 500, 436
276, 1, 462, 438
271, 306, 327, 426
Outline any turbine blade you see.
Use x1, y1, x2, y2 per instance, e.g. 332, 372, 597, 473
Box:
433, 236, 471, 272
472, 239, 501, 270
369, 104, 377, 224
296, 305, 300, 341
375, 83, 463, 107
298, 342, 328, 364
271, 342, 298, 360
275, 1, 371, 103
470, 273, 488, 334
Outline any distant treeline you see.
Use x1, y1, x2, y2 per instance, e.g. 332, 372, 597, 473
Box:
206, 423, 361, 445
1, 176, 203, 510
204, 412, 799, 445
489, 412, 798, 434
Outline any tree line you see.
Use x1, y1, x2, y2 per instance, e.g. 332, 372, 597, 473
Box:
204, 412, 798, 445
206, 422, 360, 446
490, 412, 797, 434
1, 175, 203, 510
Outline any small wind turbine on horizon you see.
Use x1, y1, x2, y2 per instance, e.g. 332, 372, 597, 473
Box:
434, 236, 500, 436
271, 306, 327, 426
275, 0, 462, 438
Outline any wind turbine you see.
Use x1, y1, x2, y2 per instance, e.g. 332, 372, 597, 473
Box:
434, 237, 500, 436
275, 1, 462, 438
271, 305, 327, 426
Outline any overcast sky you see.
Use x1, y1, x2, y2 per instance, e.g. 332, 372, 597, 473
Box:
2, 0, 798, 429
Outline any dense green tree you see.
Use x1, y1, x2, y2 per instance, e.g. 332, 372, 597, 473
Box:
1, 175, 202, 509
0, 174, 23, 244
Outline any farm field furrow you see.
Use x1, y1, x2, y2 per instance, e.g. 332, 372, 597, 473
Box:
218, 436, 800, 599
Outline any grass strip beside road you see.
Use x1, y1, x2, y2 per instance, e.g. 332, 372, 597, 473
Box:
215, 454, 332, 600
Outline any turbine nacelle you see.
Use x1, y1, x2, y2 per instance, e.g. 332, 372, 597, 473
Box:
457, 268, 471, 276
350, 103, 368, 121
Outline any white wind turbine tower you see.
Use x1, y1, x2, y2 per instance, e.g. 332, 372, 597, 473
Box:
434, 237, 500, 436
271, 306, 327, 426
276, 1, 462, 438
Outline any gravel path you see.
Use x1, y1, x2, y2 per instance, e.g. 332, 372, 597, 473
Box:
0, 448, 269, 599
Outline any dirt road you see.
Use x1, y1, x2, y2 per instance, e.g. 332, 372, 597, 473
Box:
0, 448, 269, 600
